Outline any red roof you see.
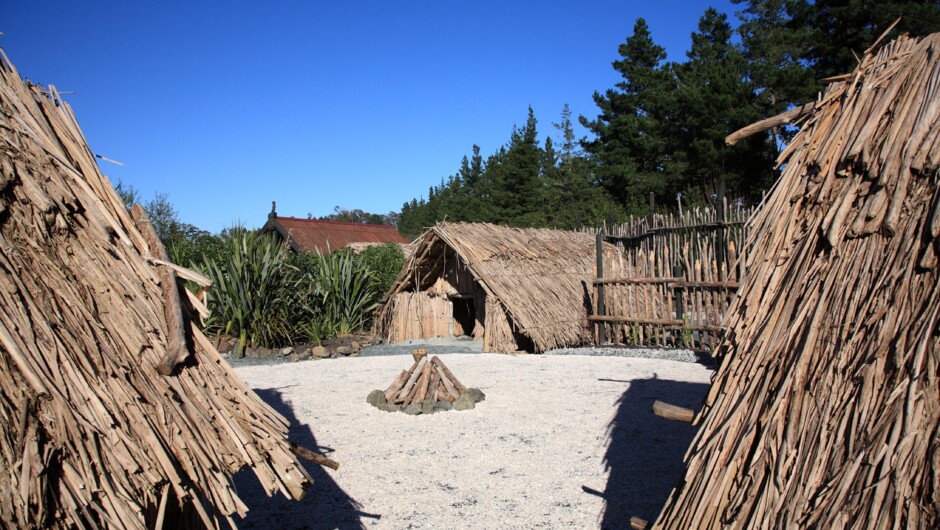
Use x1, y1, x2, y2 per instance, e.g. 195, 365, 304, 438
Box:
264, 217, 409, 254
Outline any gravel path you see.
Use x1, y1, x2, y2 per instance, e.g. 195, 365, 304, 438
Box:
232, 352, 712, 529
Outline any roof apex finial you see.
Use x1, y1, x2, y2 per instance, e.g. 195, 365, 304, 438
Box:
269, 201, 277, 220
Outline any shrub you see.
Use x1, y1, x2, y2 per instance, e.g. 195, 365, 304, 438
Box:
305, 249, 381, 337
357, 243, 406, 297
201, 231, 311, 348
200, 233, 390, 348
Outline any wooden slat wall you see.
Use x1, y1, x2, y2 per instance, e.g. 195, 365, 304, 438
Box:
586, 203, 752, 349
380, 292, 453, 343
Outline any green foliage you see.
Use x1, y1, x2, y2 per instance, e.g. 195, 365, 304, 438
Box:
304, 249, 382, 337
199, 232, 386, 347
581, 18, 675, 209
398, 3, 940, 230
318, 206, 399, 226
114, 179, 141, 210
397, 105, 616, 236
201, 230, 307, 347
357, 243, 406, 297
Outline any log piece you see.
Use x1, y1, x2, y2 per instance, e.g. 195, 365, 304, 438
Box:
384, 370, 410, 402
396, 356, 428, 402
131, 204, 191, 376
431, 356, 468, 394
653, 400, 696, 423
291, 443, 340, 470
725, 102, 815, 145
427, 367, 441, 402
412, 362, 433, 403
411, 348, 427, 362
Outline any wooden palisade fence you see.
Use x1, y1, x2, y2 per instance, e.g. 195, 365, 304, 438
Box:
588, 193, 754, 350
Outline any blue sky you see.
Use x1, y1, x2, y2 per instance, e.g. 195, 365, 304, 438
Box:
4, 1, 738, 233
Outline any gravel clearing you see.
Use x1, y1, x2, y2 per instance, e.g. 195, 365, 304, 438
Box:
232, 352, 712, 529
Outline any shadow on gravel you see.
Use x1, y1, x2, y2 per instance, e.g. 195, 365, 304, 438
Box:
234, 388, 375, 530
593, 377, 709, 529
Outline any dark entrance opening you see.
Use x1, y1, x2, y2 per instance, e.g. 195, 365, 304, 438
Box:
451, 297, 476, 337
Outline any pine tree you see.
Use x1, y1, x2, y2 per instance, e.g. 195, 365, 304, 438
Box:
672, 8, 776, 203
580, 18, 673, 211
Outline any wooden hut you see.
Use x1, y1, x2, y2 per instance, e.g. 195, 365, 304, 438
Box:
374, 222, 627, 353
0, 49, 312, 528
651, 33, 940, 529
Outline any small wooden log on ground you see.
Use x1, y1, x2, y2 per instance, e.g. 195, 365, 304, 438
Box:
291, 443, 340, 470
653, 400, 696, 423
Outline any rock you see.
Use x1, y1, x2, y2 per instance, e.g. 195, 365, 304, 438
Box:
402, 404, 423, 415
279, 346, 294, 356
245, 346, 272, 358
366, 390, 387, 407
421, 400, 434, 414
351, 341, 361, 351
336, 346, 354, 356
465, 388, 486, 403
311, 345, 329, 358
454, 390, 485, 411
349, 352, 360, 357
453, 395, 475, 411
379, 403, 400, 413
433, 400, 453, 412
213, 336, 236, 354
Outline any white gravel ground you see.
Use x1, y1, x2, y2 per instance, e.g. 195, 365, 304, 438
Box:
232, 353, 712, 530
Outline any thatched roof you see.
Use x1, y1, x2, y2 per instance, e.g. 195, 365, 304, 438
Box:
653, 33, 940, 529
377, 222, 626, 352
0, 50, 310, 528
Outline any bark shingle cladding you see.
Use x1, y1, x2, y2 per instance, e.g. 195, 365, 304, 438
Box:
264, 216, 409, 254
652, 33, 940, 529
0, 50, 310, 528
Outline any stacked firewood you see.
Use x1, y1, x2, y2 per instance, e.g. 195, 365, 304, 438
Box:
384, 350, 468, 405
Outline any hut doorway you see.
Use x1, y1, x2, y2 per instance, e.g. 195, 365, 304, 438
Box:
451, 297, 476, 337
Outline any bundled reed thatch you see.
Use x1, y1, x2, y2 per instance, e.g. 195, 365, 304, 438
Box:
375, 222, 627, 353
0, 50, 311, 528
652, 32, 940, 529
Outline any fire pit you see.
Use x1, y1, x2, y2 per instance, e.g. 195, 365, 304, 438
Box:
367, 349, 485, 415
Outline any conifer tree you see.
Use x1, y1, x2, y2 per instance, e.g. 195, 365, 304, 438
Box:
580, 18, 673, 211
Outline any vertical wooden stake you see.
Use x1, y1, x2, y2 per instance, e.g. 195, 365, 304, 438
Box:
596, 230, 606, 344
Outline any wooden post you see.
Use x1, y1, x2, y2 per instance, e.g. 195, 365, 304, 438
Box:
649, 192, 656, 229
673, 263, 684, 321
596, 230, 606, 344
717, 180, 727, 282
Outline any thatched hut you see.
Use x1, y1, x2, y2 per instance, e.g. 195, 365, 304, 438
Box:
374, 222, 627, 353
0, 50, 311, 528
652, 33, 940, 529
